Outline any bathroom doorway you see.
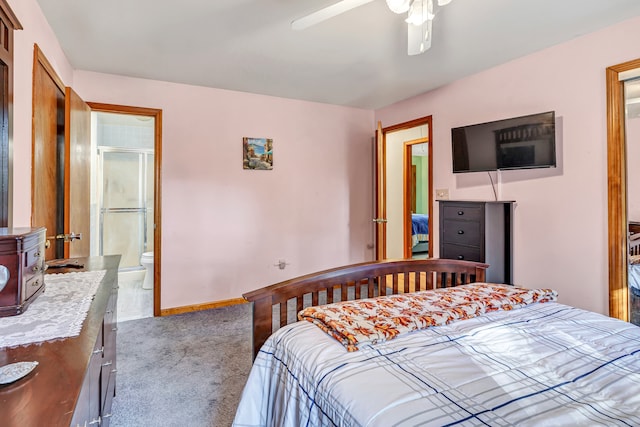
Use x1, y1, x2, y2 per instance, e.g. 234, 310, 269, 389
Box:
89, 104, 162, 322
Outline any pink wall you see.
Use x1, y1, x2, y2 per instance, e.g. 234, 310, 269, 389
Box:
376, 16, 640, 315
9, 0, 640, 314
72, 72, 374, 308
9, 0, 73, 226
8, 0, 374, 310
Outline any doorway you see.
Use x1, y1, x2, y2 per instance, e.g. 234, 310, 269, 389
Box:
89, 104, 162, 321
606, 58, 640, 324
375, 116, 433, 260
404, 139, 431, 259
624, 76, 640, 326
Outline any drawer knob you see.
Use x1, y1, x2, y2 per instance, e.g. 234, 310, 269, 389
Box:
457, 230, 464, 235
457, 211, 464, 215
457, 255, 464, 260
93, 346, 104, 355
31, 279, 40, 287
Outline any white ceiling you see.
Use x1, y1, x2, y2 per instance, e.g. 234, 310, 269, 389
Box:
35, 0, 640, 110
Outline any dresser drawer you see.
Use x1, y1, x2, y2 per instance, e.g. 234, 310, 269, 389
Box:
24, 243, 44, 266
441, 244, 482, 262
24, 274, 44, 301
441, 219, 482, 246
442, 205, 483, 222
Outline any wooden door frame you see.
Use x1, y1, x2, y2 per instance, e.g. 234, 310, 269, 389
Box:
607, 57, 640, 321
403, 137, 431, 258
377, 115, 433, 260
0, 1, 20, 227
87, 102, 163, 317
375, 122, 386, 260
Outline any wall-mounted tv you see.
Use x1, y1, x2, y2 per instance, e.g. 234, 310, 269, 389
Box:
452, 111, 556, 173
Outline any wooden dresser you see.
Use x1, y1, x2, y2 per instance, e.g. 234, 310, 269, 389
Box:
439, 200, 514, 284
0, 227, 46, 316
0, 255, 120, 427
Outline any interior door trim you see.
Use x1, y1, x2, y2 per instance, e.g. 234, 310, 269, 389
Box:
403, 137, 430, 258
375, 122, 386, 260
607, 57, 640, 321
380, 116, 433, 260
88, 102, 163, 317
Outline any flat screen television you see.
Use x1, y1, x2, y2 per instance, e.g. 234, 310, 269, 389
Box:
451, 111, 556, 173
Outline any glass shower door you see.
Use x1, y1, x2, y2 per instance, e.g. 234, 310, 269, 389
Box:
99, 148, 149, 269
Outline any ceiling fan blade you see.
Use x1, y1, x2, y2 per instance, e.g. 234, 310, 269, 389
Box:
291, 0, 376, 30
407, 20, 432, 56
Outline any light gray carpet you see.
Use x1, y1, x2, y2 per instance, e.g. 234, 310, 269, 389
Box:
110, 303, 253, 427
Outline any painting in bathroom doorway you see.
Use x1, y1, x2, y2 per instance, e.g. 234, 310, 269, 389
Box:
243, 137, 273, 170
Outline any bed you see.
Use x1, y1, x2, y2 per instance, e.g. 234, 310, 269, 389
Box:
234, 258, 640, 426
411, 213, 429, 254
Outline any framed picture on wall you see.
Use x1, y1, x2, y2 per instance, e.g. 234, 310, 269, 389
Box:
243, 137, 273, 170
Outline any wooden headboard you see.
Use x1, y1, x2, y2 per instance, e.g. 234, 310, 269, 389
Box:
630, 232, 640, 256
243, 258, 489, 359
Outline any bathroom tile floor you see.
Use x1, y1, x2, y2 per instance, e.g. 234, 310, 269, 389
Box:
118, 270, 154, 322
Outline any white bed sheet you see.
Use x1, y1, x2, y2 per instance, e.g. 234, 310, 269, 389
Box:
629, 263, 640, 293
233, 302, 640, 427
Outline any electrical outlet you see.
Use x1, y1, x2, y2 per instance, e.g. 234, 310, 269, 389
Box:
436, 188, 449, 200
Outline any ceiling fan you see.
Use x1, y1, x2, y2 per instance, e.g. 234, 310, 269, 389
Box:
291, 0, 453, 56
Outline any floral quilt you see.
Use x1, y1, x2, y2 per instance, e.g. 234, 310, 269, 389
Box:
298, 283, 557, 351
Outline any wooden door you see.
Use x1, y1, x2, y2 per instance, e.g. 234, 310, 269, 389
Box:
32, 46, 65, 260
65, 87, 91, 258
374, 121, 386, 260
32, 45, 90, 260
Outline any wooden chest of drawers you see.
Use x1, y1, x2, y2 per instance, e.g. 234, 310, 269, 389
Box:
439, 201, 513, 284
0, 227, 46, 316
0, 256, 120, 427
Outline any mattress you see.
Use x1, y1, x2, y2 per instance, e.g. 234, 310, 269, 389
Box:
233, 302, 640, 426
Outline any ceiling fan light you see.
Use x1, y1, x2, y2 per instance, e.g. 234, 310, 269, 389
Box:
386, 0, 411, 14
405, 0, 433, 26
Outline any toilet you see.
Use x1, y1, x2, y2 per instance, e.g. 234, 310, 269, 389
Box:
140, 252, 154, 290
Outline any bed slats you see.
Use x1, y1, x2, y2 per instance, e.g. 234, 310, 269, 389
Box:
245, 258, 489, 359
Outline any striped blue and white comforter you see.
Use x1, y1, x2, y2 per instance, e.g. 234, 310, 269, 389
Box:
233, 302, 640, 426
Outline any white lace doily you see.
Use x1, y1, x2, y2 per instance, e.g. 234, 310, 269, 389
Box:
0, 270, 107, 349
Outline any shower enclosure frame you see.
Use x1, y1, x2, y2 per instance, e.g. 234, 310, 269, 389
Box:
97, 146, 154, 271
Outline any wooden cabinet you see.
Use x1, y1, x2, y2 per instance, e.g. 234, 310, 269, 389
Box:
0, 255, 120, 427
439, 200, 513, 284
0, 227, 46, 316
70, 273, 118, 427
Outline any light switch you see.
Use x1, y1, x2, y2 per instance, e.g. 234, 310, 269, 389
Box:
436, 189, 449, 200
